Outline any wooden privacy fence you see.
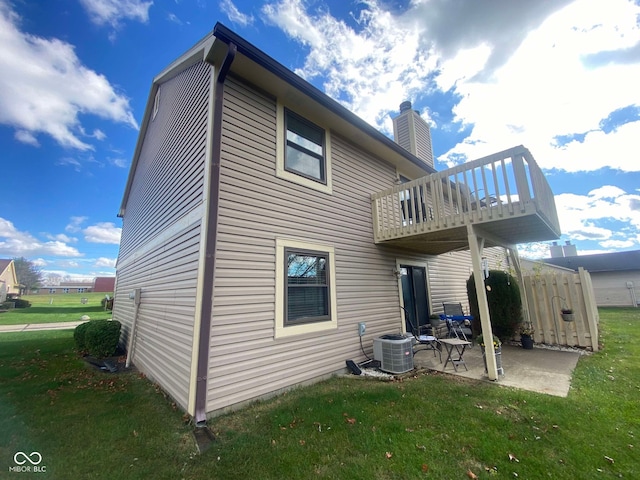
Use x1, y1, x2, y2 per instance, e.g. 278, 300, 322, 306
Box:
523, 268, 599, 351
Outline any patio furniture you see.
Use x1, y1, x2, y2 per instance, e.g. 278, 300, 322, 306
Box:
441, 302, 474, 344
405, 314, 441, 362
440, 337, 471, 372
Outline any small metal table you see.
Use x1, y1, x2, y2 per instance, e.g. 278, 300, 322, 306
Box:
440, 338, 471, 372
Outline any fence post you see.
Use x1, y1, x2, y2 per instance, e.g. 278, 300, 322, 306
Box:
579, 267, 599, 351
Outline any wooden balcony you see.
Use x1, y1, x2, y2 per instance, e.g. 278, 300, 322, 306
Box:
371, 145, 561, 254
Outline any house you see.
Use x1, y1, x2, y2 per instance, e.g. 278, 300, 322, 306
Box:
31, 282, 94, 295
0, 259, 20, 302
543, 249, 640, 307
112, 23, 561, 424
93, 277, 116, 293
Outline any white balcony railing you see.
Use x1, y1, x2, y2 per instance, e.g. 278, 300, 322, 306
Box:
371, 145, 560, 248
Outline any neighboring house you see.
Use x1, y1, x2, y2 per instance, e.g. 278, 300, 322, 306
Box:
112, 24, 560, 423
0, 259, 20, 302
543, 250, 640, 307
32, 282, 94, 295
93, 277, 116, 293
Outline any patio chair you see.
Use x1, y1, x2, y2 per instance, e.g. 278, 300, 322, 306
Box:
405, 313, 441, 362
440, 302, 474, 344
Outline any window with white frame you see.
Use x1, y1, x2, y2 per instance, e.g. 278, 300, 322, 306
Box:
275, 238, 337, 338
276, 105, 332, 194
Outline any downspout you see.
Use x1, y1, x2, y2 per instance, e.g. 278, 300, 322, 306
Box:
194, 41, 237, 426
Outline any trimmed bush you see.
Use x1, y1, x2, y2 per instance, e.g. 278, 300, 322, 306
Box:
12, 298, 31, 308
84, 320, 122, 358
74, 321, 91, 352
467, 270, 523, 341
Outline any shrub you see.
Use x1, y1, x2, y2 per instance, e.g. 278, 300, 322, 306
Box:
100, 296, 114, 310
74, 321, 91, 352
467, 270, 523, 341
84, 320, 122, 358
12, 298, 31, 308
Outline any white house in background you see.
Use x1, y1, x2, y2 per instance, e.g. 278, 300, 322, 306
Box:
112, 23, 561, 424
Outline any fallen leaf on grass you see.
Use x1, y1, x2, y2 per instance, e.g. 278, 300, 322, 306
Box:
466, 469, 478, 479
385, 452, 393, 459
133, 430, 138, 437
421, 464, 428, 472
299, 440, 306, 446
345, 417, 356, 425
415, 444, 426, 451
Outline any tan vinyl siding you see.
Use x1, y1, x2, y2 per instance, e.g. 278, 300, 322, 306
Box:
590, 271, 640, 307
114, 221, 202, 410
207, 77, 405, 414
113, 60, 211, 411
119, 61, 210, 258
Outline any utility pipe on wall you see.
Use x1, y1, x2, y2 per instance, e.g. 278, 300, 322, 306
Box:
125, 288, 141, 368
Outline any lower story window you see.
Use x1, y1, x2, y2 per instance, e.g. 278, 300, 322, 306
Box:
286, 249, 330, 325
275, 238, 337, 338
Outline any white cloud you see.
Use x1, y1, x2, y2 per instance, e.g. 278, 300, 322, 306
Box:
14, 130, 39, 146
0, 1, 138, 150
220, 0, 254, 26
83, 222, 122, 244
95, 257, 117, 268
0, 217, 82, 257
45, 233, 78, 244
436, 0, 640, 173
554, 186, 640, 247
261, 0, 639, 174
66, 217, 88, 233
79, 0, 152, 27
262, 0, 436, 134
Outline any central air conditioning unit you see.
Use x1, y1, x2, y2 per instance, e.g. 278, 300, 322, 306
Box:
373, 334, 414, 374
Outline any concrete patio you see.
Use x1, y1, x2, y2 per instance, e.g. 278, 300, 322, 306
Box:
413, 342, 584, 397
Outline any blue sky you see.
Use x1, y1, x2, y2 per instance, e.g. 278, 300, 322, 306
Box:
1, 0, 639, 282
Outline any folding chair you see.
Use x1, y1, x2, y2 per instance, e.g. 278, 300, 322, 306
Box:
440, 302, 474, 344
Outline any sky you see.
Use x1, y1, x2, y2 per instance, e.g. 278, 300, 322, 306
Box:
0, 0, 639, 282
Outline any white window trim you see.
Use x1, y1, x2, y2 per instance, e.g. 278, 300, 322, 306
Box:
275, 238, 338, 338
275, 102, 333, 195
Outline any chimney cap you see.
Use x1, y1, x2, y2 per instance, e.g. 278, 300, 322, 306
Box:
399, 101, 412, 112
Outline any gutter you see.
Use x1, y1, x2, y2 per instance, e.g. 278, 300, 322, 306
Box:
193, 41, 237, 426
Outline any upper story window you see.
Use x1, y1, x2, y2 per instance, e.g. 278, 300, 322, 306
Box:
276, 104, 333, 195
285, 110, 325, 183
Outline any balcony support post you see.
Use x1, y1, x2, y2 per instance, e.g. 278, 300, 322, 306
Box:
468, 224, 499, 381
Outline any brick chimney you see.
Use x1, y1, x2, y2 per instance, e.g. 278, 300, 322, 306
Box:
392, 101, 434, 169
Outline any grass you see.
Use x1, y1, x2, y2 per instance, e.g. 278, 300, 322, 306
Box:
0, 293, 112, 325
0, 308, 638, 478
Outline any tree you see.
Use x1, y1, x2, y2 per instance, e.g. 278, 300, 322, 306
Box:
13, 257, 43, 295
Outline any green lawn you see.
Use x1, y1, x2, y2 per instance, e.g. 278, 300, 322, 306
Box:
0, 293, 112, 325
0, 308, 638, 479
